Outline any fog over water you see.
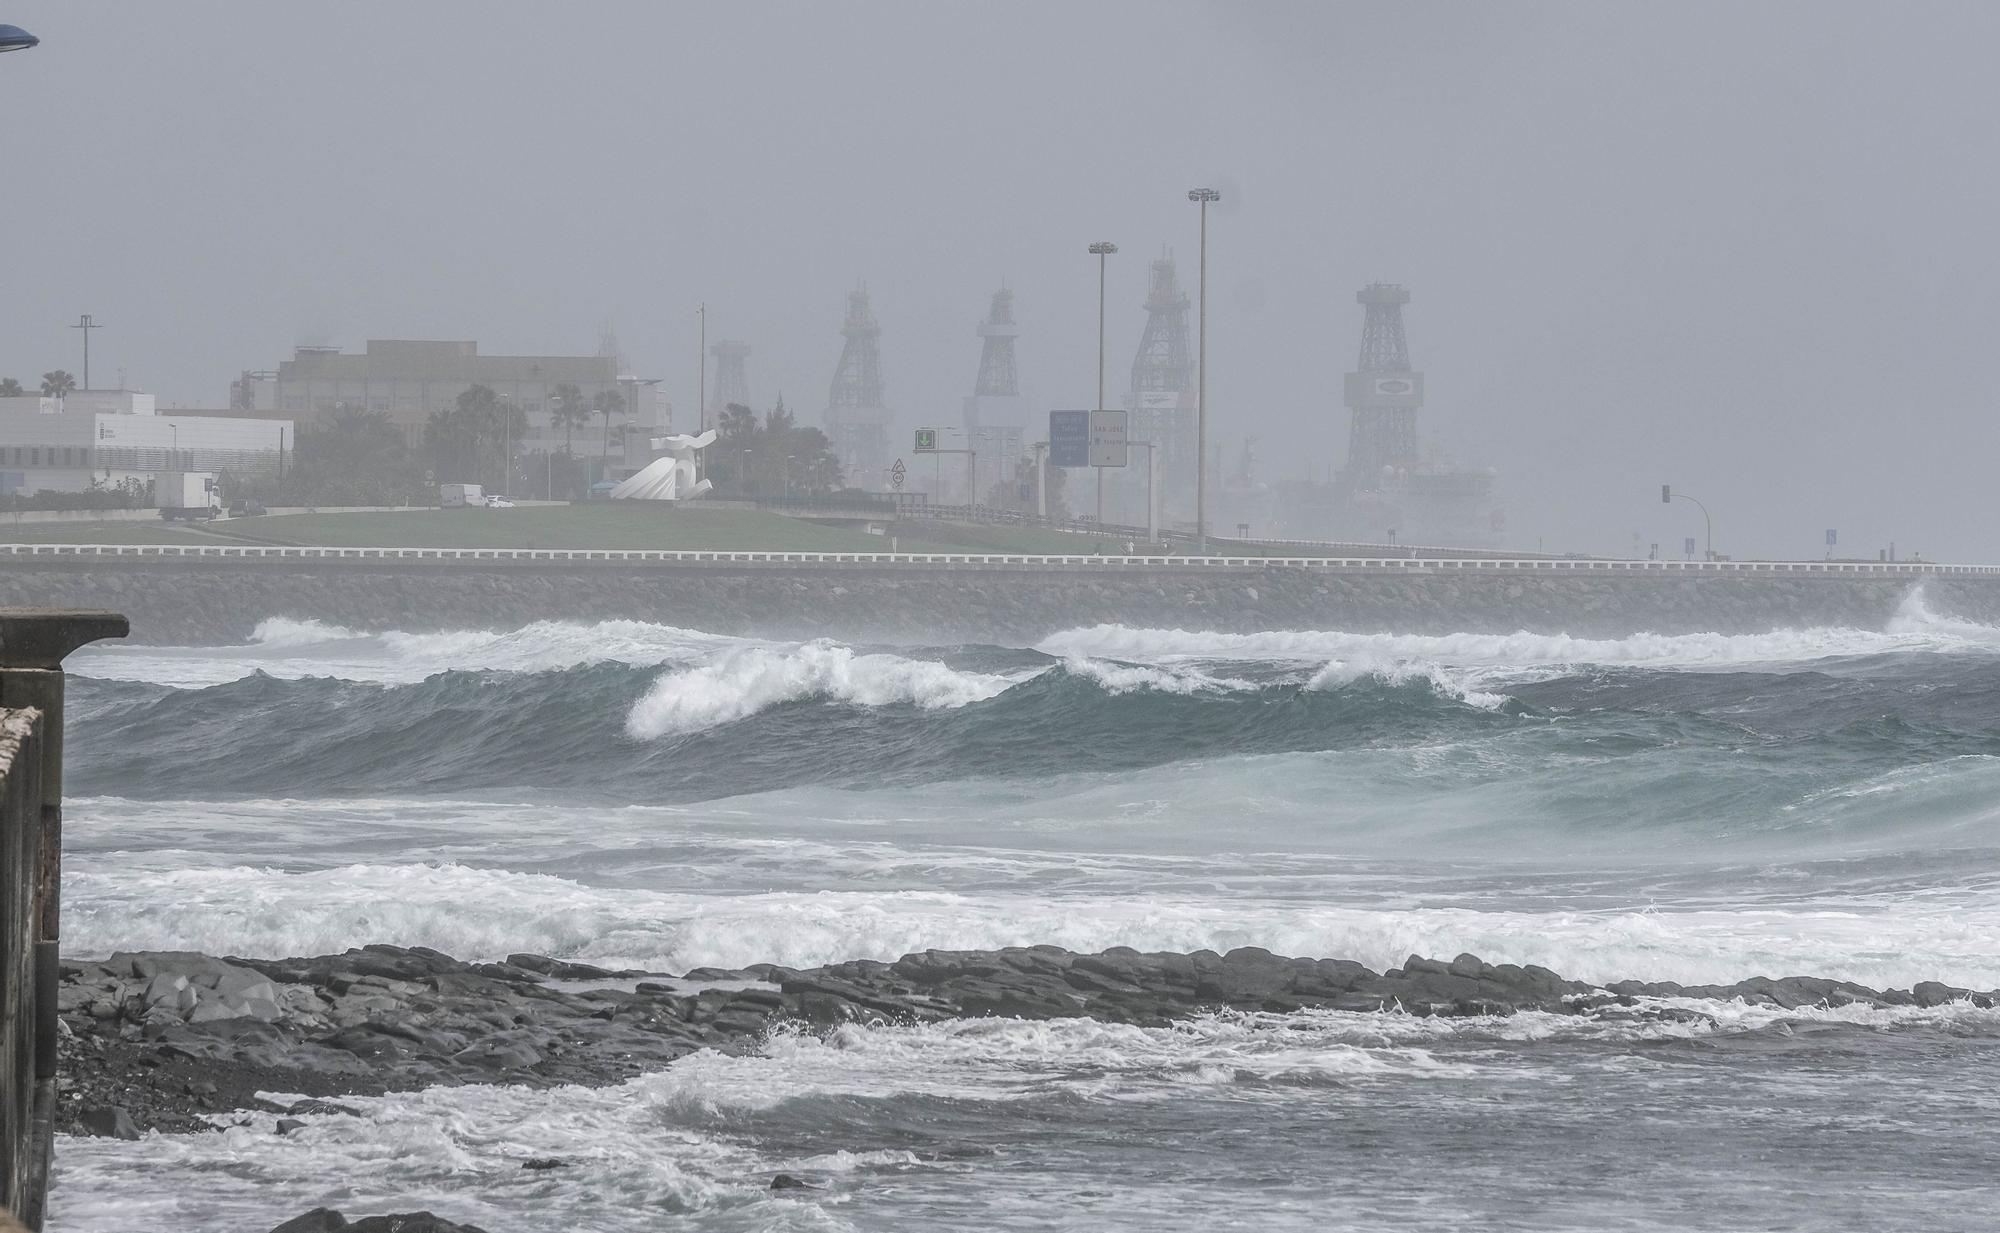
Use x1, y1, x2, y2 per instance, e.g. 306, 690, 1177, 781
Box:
4, 0, 1998, 557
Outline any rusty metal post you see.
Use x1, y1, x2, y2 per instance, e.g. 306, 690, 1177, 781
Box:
0, 610, 127, 1231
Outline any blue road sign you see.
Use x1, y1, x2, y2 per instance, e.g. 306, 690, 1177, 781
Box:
1826, 529, 1837, 546
1684, 536, 1697, 556
1049, 410, 1089, 467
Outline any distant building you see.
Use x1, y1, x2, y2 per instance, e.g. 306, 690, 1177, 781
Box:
0, 394, 293, 498
231, 340, 669, 459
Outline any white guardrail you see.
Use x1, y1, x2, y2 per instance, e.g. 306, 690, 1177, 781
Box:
1, 543, 1996, 575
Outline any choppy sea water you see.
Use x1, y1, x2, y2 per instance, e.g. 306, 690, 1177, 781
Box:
46, 588, 2000, 1231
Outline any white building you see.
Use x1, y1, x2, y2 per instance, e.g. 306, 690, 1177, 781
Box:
0, 395, 293, 499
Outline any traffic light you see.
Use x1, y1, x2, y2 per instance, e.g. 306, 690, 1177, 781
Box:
1661, 484, 1672, 503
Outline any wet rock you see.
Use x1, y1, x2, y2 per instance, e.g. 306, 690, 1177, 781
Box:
57, 940, 2000, 1143
270, 1211, 349, 1233
78, 1105, 142, 1140
268, 1213, 491, 1233
770, 1173, 816, 1190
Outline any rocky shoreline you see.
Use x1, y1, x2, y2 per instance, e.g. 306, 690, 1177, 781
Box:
58, 942, 1996, 1143
11, 561, 2000, 643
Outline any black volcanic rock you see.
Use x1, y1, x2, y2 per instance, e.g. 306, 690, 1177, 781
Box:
54, 943, 1998, 1137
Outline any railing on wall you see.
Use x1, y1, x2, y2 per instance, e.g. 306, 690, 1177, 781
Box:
0, 611, 129, 1231
0, 543, 1995, 576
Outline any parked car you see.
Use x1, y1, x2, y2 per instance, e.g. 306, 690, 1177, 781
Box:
228, 499, 267, 517
483, 494, 515, 509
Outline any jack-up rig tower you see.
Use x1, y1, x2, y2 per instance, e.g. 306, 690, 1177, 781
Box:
707, 340, 751, 419
1342, 284, 1423, 487
962, 287, 1027, 503
824, 288, 891, 489
1324, 283, 1497, 545
1124, 254, 1196, 515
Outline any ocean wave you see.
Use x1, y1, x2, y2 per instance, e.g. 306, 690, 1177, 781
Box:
625, 642, 1023, 737
68, 617, 758, 688
1039, 589, 2000, 673
60, 859, 2000, 991
1057, 656, 1255, 695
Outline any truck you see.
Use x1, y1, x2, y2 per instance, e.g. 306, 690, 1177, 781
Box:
157, 471, 221, 521
438, 482, 483, 508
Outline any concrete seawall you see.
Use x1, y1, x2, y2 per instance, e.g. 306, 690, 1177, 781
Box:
6, 558, 1999, 644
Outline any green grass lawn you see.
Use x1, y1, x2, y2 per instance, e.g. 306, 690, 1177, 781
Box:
0, 518, 232, 544
209, 505, 896, 550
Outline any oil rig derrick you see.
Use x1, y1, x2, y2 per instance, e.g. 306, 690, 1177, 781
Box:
962, 287, 1027, 503
1342, 283, 1424, 489
1124, 254, 1197, 514
824, 287, 891, 488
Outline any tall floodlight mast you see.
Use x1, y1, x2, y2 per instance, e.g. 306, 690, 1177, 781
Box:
1188, 187, 1219, 550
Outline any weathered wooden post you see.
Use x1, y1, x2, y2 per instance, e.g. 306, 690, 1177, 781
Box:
0, 610, 128, 1230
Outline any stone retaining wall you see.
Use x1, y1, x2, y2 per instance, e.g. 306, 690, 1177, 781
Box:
7, 562, 2000, 644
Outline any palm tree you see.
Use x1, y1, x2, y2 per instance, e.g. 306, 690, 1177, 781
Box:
550, 383, 584, 458
0, 378, 23, 398
40, 371, 76, 398
592, 388, 626, 473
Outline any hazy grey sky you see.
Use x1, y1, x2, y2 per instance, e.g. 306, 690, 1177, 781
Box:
4, 1, 1997, 559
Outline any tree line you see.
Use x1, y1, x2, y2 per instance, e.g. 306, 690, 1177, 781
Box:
0, 372, 79, 397
238, 385, 845, 507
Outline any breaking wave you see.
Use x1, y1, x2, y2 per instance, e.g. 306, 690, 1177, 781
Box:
625, 642, 1021, 738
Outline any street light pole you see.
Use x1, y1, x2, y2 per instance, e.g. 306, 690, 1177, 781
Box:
697, 303, 706, 434
1089, 242, 1117, 528
1188, 189, 1219, 551
1661, 484, 1715, 560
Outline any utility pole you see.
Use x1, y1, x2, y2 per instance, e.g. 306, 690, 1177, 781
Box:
697, 303, 706, 434
1089, 242, 1116, 528
1187, 189, 1219, 551
71, 314, 103, 391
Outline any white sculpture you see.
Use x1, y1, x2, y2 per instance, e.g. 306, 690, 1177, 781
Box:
609, 430, 717, 502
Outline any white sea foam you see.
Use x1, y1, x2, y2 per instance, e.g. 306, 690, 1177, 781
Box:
1040, 589, 2000, 676
60, 858, 2000, 993
47, 1009, 1476, 1233
624, 642, 1019, 737
67, 618, 757, 687
1305, 655, 1512, 710
1059, 655, 1254, 695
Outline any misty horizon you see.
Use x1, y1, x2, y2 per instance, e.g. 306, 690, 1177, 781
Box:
5, 1, 1998, 559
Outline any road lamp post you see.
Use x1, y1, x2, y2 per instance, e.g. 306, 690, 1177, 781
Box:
1661, 484, 1714, 560
0, 24, 39, 53
1089, 241, 1117, 528
1187, 188, 1219, 551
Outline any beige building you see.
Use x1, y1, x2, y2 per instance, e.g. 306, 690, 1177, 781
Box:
231, 340, 669, 458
